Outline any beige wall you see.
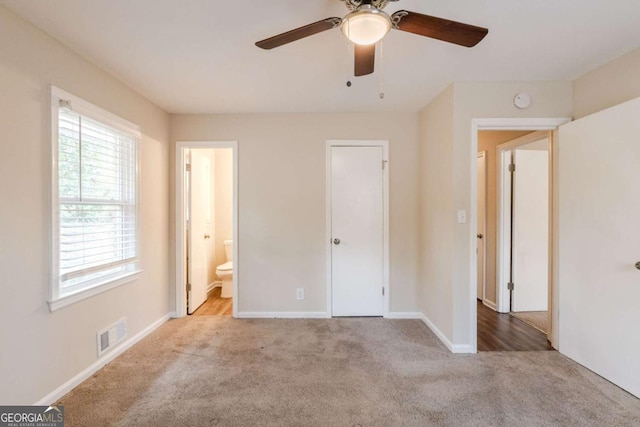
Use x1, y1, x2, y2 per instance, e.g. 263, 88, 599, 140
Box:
170, 113, 420, 314
0, 6, 170, 404
477, 131, 531, 305
418, 81, 573, 347
452, 82, 573, 345
574, 47, 640, 119
417, 86, 455, 339
451, 82, 573, 345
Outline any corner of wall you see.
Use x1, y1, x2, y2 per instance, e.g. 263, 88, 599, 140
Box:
416, 85, 456, 343
573, 47, 640, 119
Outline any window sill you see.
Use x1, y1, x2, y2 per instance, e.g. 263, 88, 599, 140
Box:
48, 270, 142, 312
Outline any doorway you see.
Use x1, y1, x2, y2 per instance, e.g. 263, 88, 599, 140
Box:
476, 130, 553, 351
176, 141, 238, 318
325, 140, 389, 317
470, 118, 571, 353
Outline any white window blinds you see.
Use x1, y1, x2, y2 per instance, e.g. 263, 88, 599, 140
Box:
55, 100, 139, 297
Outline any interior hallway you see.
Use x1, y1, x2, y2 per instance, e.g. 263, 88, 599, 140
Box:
477, 301, 553, 352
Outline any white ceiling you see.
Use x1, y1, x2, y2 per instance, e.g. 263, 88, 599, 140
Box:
3, 0, 640, 114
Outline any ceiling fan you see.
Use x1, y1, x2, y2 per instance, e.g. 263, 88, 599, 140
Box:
255, 0, 489, 77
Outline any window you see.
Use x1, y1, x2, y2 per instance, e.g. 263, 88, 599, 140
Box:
50, 87, 141, 311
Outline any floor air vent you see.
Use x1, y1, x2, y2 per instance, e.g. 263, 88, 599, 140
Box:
97, 318, 127, 356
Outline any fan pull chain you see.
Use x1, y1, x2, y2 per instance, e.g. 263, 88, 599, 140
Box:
378, 40, 385, 99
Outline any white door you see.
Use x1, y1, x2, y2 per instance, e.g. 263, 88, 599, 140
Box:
512, 146, 549, 312
331, 146, 384, 316
558, 97, 640, 398
187, 151, 210, 314
477, 152, 487, 300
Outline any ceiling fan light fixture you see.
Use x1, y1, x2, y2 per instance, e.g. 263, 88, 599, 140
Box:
341, 5, 391, 46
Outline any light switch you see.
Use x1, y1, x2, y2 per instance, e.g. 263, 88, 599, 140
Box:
457, 210, 467, 224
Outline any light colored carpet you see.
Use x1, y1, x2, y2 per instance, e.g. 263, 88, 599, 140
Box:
57, 318, 640, 426
512, 311, 549, 334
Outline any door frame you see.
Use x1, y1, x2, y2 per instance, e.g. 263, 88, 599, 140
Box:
325, 140, 389, 317
496, 131, 550, 314
477, 151, 487, 302
175, 141, 238, 318
470, 118, 570, 352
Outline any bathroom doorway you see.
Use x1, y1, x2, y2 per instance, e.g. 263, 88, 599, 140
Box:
176, 141, 238, 318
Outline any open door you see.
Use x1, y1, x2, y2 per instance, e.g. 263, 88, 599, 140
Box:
496, 132, 552, 321
558, 97, 640, 398
187, 151, 210, 314
511, 145, 549, 312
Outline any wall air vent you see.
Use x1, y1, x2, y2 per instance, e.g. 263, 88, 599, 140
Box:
97, 317, 127, 356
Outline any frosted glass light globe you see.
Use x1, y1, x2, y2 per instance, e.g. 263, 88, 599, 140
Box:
341, 6, 391, 46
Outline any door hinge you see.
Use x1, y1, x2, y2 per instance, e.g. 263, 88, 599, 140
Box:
382, 287, 385, 296
185, 163, 191, 172
507, 282, 514, 291
382, 160, 388, 170
508, 163, 516, 172
187, 283, 192, 291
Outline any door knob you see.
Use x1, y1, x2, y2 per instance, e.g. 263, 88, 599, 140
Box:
635, 261, 640, 270
204, 234, 211, 239
333, 238, 341, 245
477, 234, 483, 239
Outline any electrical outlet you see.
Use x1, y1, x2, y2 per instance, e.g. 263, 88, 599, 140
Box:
296, 288, 304, 300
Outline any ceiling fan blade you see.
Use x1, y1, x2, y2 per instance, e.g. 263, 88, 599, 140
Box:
391, 10, 488, 47
354, 44, 375, 77
256, 18, 342, 50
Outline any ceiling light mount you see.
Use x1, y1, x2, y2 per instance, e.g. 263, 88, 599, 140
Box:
341, 0, 399, 12
341, 4, 391, 45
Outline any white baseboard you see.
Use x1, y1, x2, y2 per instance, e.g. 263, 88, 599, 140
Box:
35, 312, 173, 406
385, 312, 422, 319
419, 313, 474, 354
451, 343, 474, 353
207, 281, 222, 293
482, 299, 497, 311
236, 312, 330, 319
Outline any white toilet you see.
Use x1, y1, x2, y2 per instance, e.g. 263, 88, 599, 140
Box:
216, 240, 233, 298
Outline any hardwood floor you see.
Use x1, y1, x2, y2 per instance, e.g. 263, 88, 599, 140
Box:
477, 300, 553, 352
192, 287, 232, 316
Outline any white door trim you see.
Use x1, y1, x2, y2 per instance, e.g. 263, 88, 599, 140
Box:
469, 118, 571, 353
175, 141, 238, 318
477, 151, 487, 302
325, 140, 389, 317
